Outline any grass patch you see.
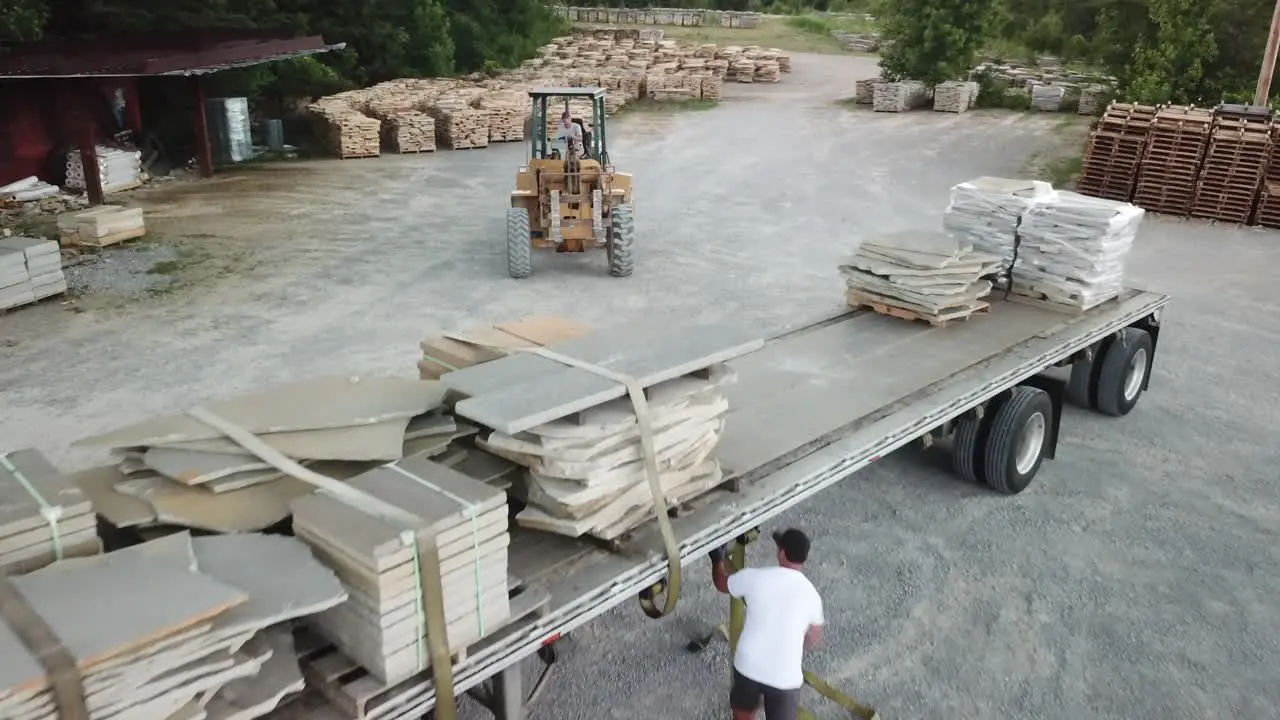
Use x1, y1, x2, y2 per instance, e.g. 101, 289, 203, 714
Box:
146, 259, 185, 276
1043, 153, 1084, 187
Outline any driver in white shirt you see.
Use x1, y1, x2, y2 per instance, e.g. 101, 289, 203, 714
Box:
554, 110, 584, 160
711, 528, 824, 720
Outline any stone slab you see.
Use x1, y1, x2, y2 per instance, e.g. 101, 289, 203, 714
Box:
442, 323, 762, 434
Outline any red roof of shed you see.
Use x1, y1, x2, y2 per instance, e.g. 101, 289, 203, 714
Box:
0, 31, 344, 78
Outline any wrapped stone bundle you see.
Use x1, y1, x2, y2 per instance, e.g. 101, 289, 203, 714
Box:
1010, 191, 1143, 310
1032, 84, 1066, 111
943, 177, 1058, 271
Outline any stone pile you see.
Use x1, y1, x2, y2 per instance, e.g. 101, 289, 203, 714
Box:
853, 78, 880, 104
0, 237, 65, 309
1031, 84, 1066, 111
832, 31, 880, 52
933, 81, 974, 113
873, 81, 930, 112
971, 59, 1114, 101
309, 35, 793, 158
943, 176, 1057, 274
1078, 85, 1110, 115
384, 112, 437, 153
554, 6, 763, 28
839, 231, 1000, 326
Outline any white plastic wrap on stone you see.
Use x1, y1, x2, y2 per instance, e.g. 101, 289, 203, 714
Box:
1012, 191, 1144, 309
943, 177, 1057, 270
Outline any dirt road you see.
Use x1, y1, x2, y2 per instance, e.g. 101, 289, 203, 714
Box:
2, 52, 1277, 720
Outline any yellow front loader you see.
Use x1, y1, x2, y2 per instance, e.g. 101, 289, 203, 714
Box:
507, 87, 635, 278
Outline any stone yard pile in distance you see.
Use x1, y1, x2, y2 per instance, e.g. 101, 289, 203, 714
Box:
308, 31, 791, 159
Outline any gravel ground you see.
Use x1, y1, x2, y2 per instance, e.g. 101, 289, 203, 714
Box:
2, 52, 1278, 720
63, 243, 181, 299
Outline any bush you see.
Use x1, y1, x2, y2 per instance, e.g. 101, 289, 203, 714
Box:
784, 14, 833, 34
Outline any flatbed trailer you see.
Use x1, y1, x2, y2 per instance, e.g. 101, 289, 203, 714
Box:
325, 288, 1169, 720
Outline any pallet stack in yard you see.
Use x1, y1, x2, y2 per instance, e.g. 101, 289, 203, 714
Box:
1190, 107, 1273, 224
0, 237, 66, 310
1076, 102, 1155, 202
0, 314, 766, 718
1132, 105, 1213, 216
1255, 122, 1280, 228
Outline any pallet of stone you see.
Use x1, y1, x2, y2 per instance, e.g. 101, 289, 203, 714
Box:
482, 364, 734, 541
0, 448, 101, 575
1076, 103, 1156, 202
873, 80, 929, 112
0, 247, 33, 310
418, 315, 593, 380
838, 230, 999, 327
56, 205, 146, 247
287, 584, 550, 720
774, 49, 791, 73
477, 91, 527, 143
1078, 85, 1109, 115
428, 104, 491, 150
0, 531, 346, 720
753, 59, 781, 83
1132, 105, 1213, 216
1031, 84, 1065, 111
383, 113, 437, 153
290, 450, 512, 684
933, 81, 971, 113
1189, 116, 1271, 224
312, 108, 382, 159
853, 78, 879, 104
0, 237, 65, 303
943, 176, 1056, 271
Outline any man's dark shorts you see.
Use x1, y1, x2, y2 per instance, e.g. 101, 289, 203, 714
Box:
730, 668, 800, 719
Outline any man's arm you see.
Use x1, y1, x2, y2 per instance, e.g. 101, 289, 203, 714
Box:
805, 593, 825, 649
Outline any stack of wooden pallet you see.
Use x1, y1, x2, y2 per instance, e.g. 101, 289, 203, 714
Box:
56, 205, 146, 247
1190, 106, 1272, 224
0, 448, 100, 574
1132, 105, 1213, 215
291, 451, 511, 684
70, 375, 467, 535
439, 323, 762, 542
1255, 122, 1280, 228
384, 113, 437, 153
1076, 102, 1156, 202
840, 231, 1000, 327
0, 531, 346, 720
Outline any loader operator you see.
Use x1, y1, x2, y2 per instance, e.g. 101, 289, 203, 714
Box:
555, 110, 585, 160
711, 528, 824, 720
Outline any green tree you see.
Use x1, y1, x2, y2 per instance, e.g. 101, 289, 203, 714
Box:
1120, 0, 1219, 103
877, 0, 997, 85
0, 0, 50, 43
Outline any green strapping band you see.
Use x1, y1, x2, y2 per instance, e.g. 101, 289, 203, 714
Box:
386, 464, 489, 662
0, 453, 64, 561
420, 353, 461, 372
399, 529, 428, 671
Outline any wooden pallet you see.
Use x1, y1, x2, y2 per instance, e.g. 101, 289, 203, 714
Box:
845, 290, 989, 328
340, 153, 381, 160
294, 585, 551, 720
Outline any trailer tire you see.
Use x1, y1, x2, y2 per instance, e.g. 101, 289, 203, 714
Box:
951, 412, 987, 485
507, 207, 532, 279
983, 386, 1053, 495
1066, 355, 1095, 408
1095, 327, 1153, 417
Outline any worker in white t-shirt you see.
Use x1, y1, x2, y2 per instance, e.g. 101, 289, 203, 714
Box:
711, 528, 824, 720
554, 110, 584, 160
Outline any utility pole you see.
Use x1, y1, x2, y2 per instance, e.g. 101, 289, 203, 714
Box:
1255, 0, 1280, 106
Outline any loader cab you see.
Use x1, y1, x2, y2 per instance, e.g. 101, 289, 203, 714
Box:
528, 87, 609, 166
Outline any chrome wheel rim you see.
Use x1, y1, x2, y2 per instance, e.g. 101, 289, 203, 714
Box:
1124, 348, 1148, 402
1016, 412, 1047, 475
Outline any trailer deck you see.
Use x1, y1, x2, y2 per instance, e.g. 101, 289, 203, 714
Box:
310, 288, 1170, 719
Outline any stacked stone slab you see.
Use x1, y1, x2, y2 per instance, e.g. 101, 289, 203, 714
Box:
933, 81, 972, 113
873, 81, 929, 112
0, 237, 65, 309
1031, 84, 1065, 111
384, 113, 437, 153
553, 6, 763, 28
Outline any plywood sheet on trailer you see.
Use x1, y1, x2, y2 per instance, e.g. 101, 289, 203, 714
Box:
442, 322, 762, 434
715, 299, 1075, 479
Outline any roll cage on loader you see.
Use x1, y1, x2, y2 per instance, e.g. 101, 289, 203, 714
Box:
506, 87, 635, 279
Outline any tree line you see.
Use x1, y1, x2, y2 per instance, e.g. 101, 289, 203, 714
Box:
0, 0, 568, 99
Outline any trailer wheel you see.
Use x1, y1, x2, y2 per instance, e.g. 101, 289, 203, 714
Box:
983, 386, 1053, 495
1095, 327, 1153, 417
951, 412, 988, 485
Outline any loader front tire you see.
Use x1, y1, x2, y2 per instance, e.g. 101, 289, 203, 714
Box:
608, 203, 635, 278
507, 207, 532, 279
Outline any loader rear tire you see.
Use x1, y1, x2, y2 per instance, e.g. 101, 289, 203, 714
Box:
608, 204, 635, 278
507, 207, 532, 279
